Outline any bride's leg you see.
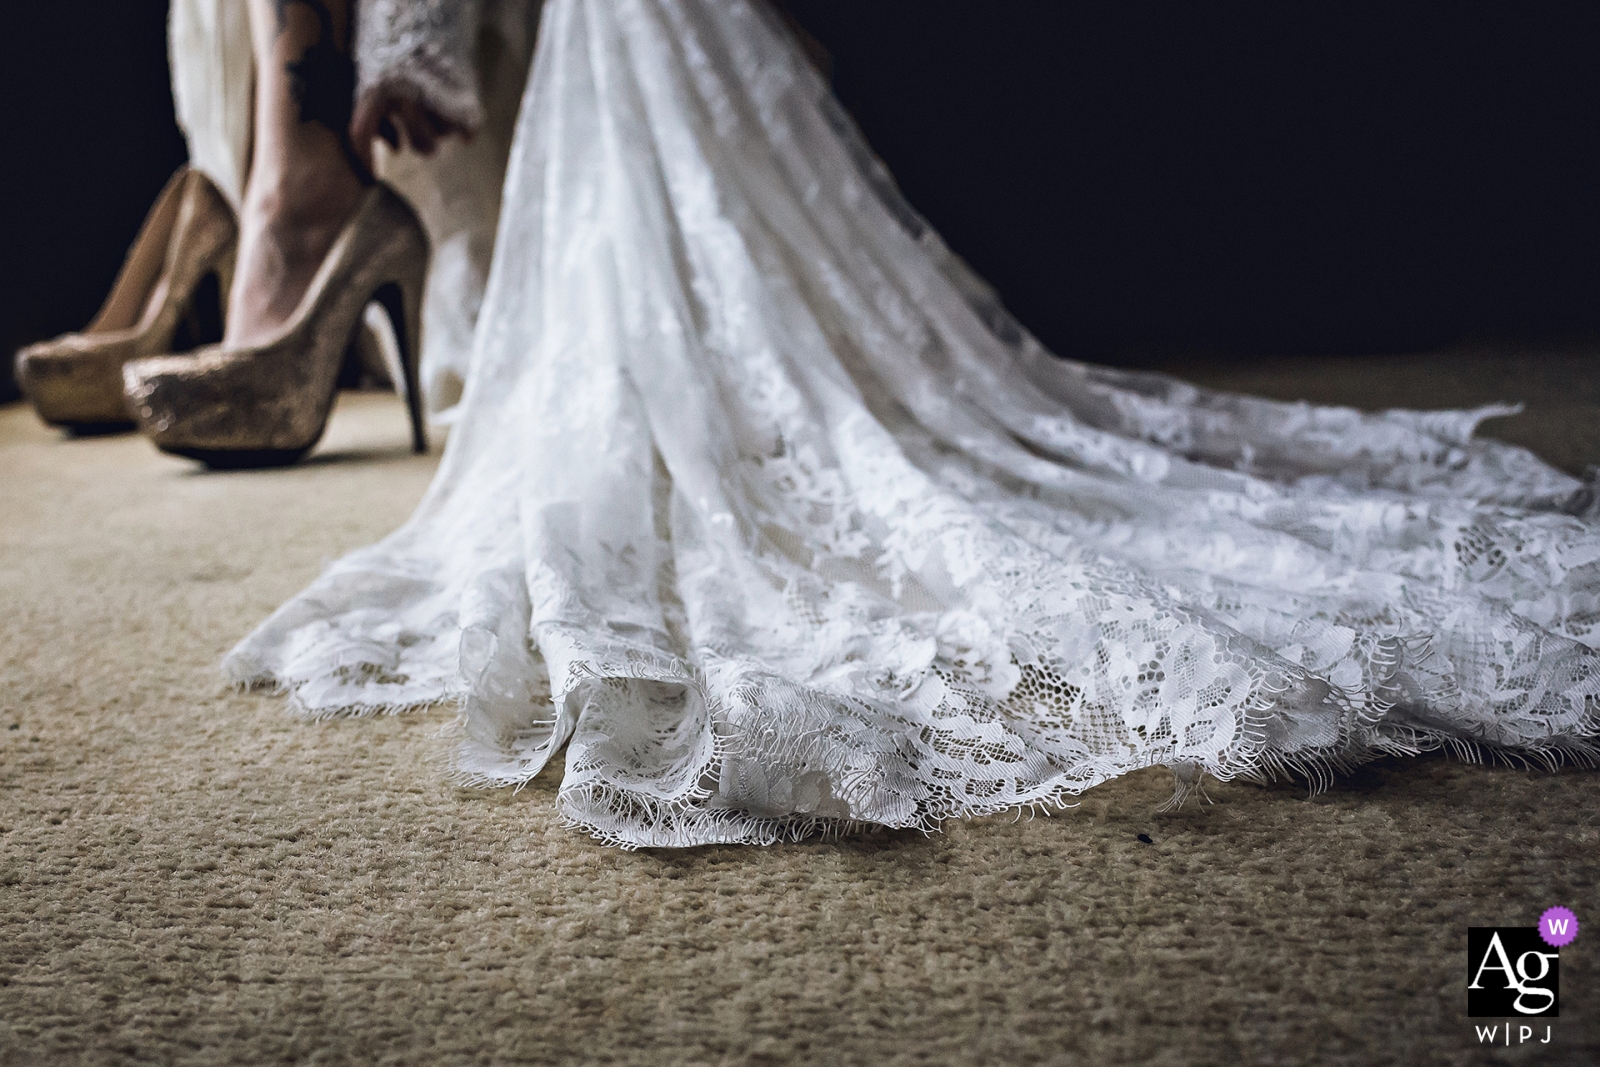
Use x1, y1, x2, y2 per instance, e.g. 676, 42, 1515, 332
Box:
226, 0, 365, 348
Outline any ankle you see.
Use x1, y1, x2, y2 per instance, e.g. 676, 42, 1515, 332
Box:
245, 173, 363, 229
244, 143, 365, 230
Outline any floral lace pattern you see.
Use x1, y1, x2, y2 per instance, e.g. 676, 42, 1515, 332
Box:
227, 0, 1600, 847
357, 0, 487, 129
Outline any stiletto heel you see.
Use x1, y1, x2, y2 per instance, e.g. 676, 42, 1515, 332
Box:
372, 280, 427, 455
14, 167, 238, 431
121, 183, 430, 468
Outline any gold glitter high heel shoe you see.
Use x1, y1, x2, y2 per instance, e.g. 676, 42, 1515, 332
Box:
122, 182, 429, 469
14, 167, 237, 431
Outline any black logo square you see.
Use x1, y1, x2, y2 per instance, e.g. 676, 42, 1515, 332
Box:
1468, 927, 1559, 1017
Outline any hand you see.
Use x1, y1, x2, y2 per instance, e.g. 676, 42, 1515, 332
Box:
349, 81, 474, 173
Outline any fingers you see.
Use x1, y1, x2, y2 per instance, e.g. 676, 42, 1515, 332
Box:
399, 100, 478, 156
350, 83, 474, 164
399, 99, 438, 156
348, 91, 384, 173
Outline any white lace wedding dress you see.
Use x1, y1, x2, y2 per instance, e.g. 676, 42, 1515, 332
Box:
191, 0, 1600, 846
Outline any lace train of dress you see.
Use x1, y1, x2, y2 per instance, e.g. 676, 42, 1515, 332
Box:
225, 0, 1600, 847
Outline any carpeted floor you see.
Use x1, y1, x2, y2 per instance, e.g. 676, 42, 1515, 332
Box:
1, 350, 1596, 1066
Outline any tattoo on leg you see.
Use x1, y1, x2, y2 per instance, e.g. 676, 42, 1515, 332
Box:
273, 1, 369, 178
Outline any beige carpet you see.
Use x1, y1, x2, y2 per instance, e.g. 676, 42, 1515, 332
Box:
1, 356, 1597, 1066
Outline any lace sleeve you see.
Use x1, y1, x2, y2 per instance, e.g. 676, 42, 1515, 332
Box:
357, 0, 487, 130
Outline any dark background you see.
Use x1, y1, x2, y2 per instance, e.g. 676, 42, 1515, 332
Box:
3, 1, 1598, 398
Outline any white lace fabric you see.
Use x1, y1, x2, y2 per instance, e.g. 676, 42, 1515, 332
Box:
357, 0, 488, 131
226, 0, 1600, 848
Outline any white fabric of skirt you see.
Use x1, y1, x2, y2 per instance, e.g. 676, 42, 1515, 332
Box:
198, 0, 1597, 847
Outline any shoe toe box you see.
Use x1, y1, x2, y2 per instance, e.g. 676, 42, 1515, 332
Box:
16, 335, 137, 428
123, 350, 248, 446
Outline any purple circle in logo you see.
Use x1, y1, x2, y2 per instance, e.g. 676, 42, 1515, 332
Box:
1539, 906, 1579, 948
